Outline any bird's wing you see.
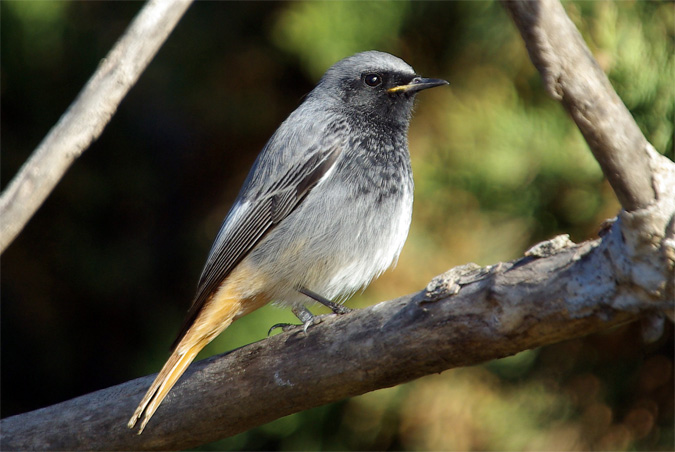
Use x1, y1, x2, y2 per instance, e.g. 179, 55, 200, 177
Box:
170, 144, 342, 350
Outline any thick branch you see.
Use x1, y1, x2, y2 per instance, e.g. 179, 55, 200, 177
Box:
2, 218, 673, 450
2, 1, 673, 450
501, 0, 656, 211
0, 0, 193, 254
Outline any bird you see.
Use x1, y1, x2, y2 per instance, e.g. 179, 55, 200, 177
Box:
127, 50, 448, 433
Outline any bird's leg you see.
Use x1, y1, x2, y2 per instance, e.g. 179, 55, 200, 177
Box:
267, 289, 353, 336
291, 305, 315, 324
298, 287, 353, 315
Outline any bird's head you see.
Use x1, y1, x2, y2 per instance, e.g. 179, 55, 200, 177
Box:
312, 51, 448, 125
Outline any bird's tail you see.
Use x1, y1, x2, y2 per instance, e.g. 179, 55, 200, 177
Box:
127, 337, 210, 434
128, 263, 270, 434
127, 287, 256, 433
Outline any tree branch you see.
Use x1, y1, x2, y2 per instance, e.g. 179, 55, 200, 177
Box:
501, 0, 656, 212
0, 0, 193, 254
2, 222, 672, 450
501, 0, 674, 315
1, 0, 673, 450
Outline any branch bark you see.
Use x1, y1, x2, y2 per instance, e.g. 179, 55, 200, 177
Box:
501, 0, 656, 212
2, 223, 672, 451
0, 0, 193, 254
1, 0, 673, 450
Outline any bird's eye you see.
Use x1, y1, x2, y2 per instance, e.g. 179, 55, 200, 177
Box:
364, 73, 382, 87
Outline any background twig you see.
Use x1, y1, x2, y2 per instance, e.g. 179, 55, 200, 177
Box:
0, 0, 193, 253
501, 0, 656, 211
1, 0, 672, 450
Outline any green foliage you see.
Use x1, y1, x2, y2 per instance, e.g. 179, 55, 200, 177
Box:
272, 1, 410, 79
2, 1, 672, 451
577, 0, 674, 157
3, 0, 68, 69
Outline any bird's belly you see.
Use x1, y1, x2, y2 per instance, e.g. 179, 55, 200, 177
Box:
244, 183, 413, 306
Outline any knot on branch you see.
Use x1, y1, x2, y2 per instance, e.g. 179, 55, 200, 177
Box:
424, 263, 492, 300
610, 146, 675, 313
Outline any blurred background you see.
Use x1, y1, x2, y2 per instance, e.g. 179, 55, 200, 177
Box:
1, 1, 673, 450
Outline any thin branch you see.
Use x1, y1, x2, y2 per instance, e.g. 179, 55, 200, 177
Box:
0, 0, 193, 254
2, 224, 672, 451
2, 1, 673, 450
501, 0, 656, 212
500, 0, 673, 317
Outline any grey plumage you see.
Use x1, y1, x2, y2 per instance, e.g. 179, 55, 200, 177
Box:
130, 50, 447, 433
174, 51, 447, 345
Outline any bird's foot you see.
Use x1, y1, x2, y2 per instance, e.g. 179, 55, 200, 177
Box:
268, 306, 323, 335
268, 300, 351, 336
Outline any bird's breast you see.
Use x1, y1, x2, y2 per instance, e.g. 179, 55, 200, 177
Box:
245, 119, 414, 304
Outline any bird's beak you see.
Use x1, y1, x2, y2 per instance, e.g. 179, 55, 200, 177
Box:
387, 77, 449, 94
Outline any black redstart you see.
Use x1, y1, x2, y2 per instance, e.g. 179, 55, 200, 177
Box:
128, 50, 448, 433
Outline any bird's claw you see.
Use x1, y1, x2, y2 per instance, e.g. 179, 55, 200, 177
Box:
267, 297, 354, 337
267, 313, 330, 336
268, 323, 297, 335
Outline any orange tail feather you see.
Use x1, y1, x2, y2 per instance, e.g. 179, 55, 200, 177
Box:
127, 338, 208, 433
128, 265, 268, 433
128, 294, 251, 432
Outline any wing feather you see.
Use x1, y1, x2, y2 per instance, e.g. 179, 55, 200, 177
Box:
170, 145, 341, 349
